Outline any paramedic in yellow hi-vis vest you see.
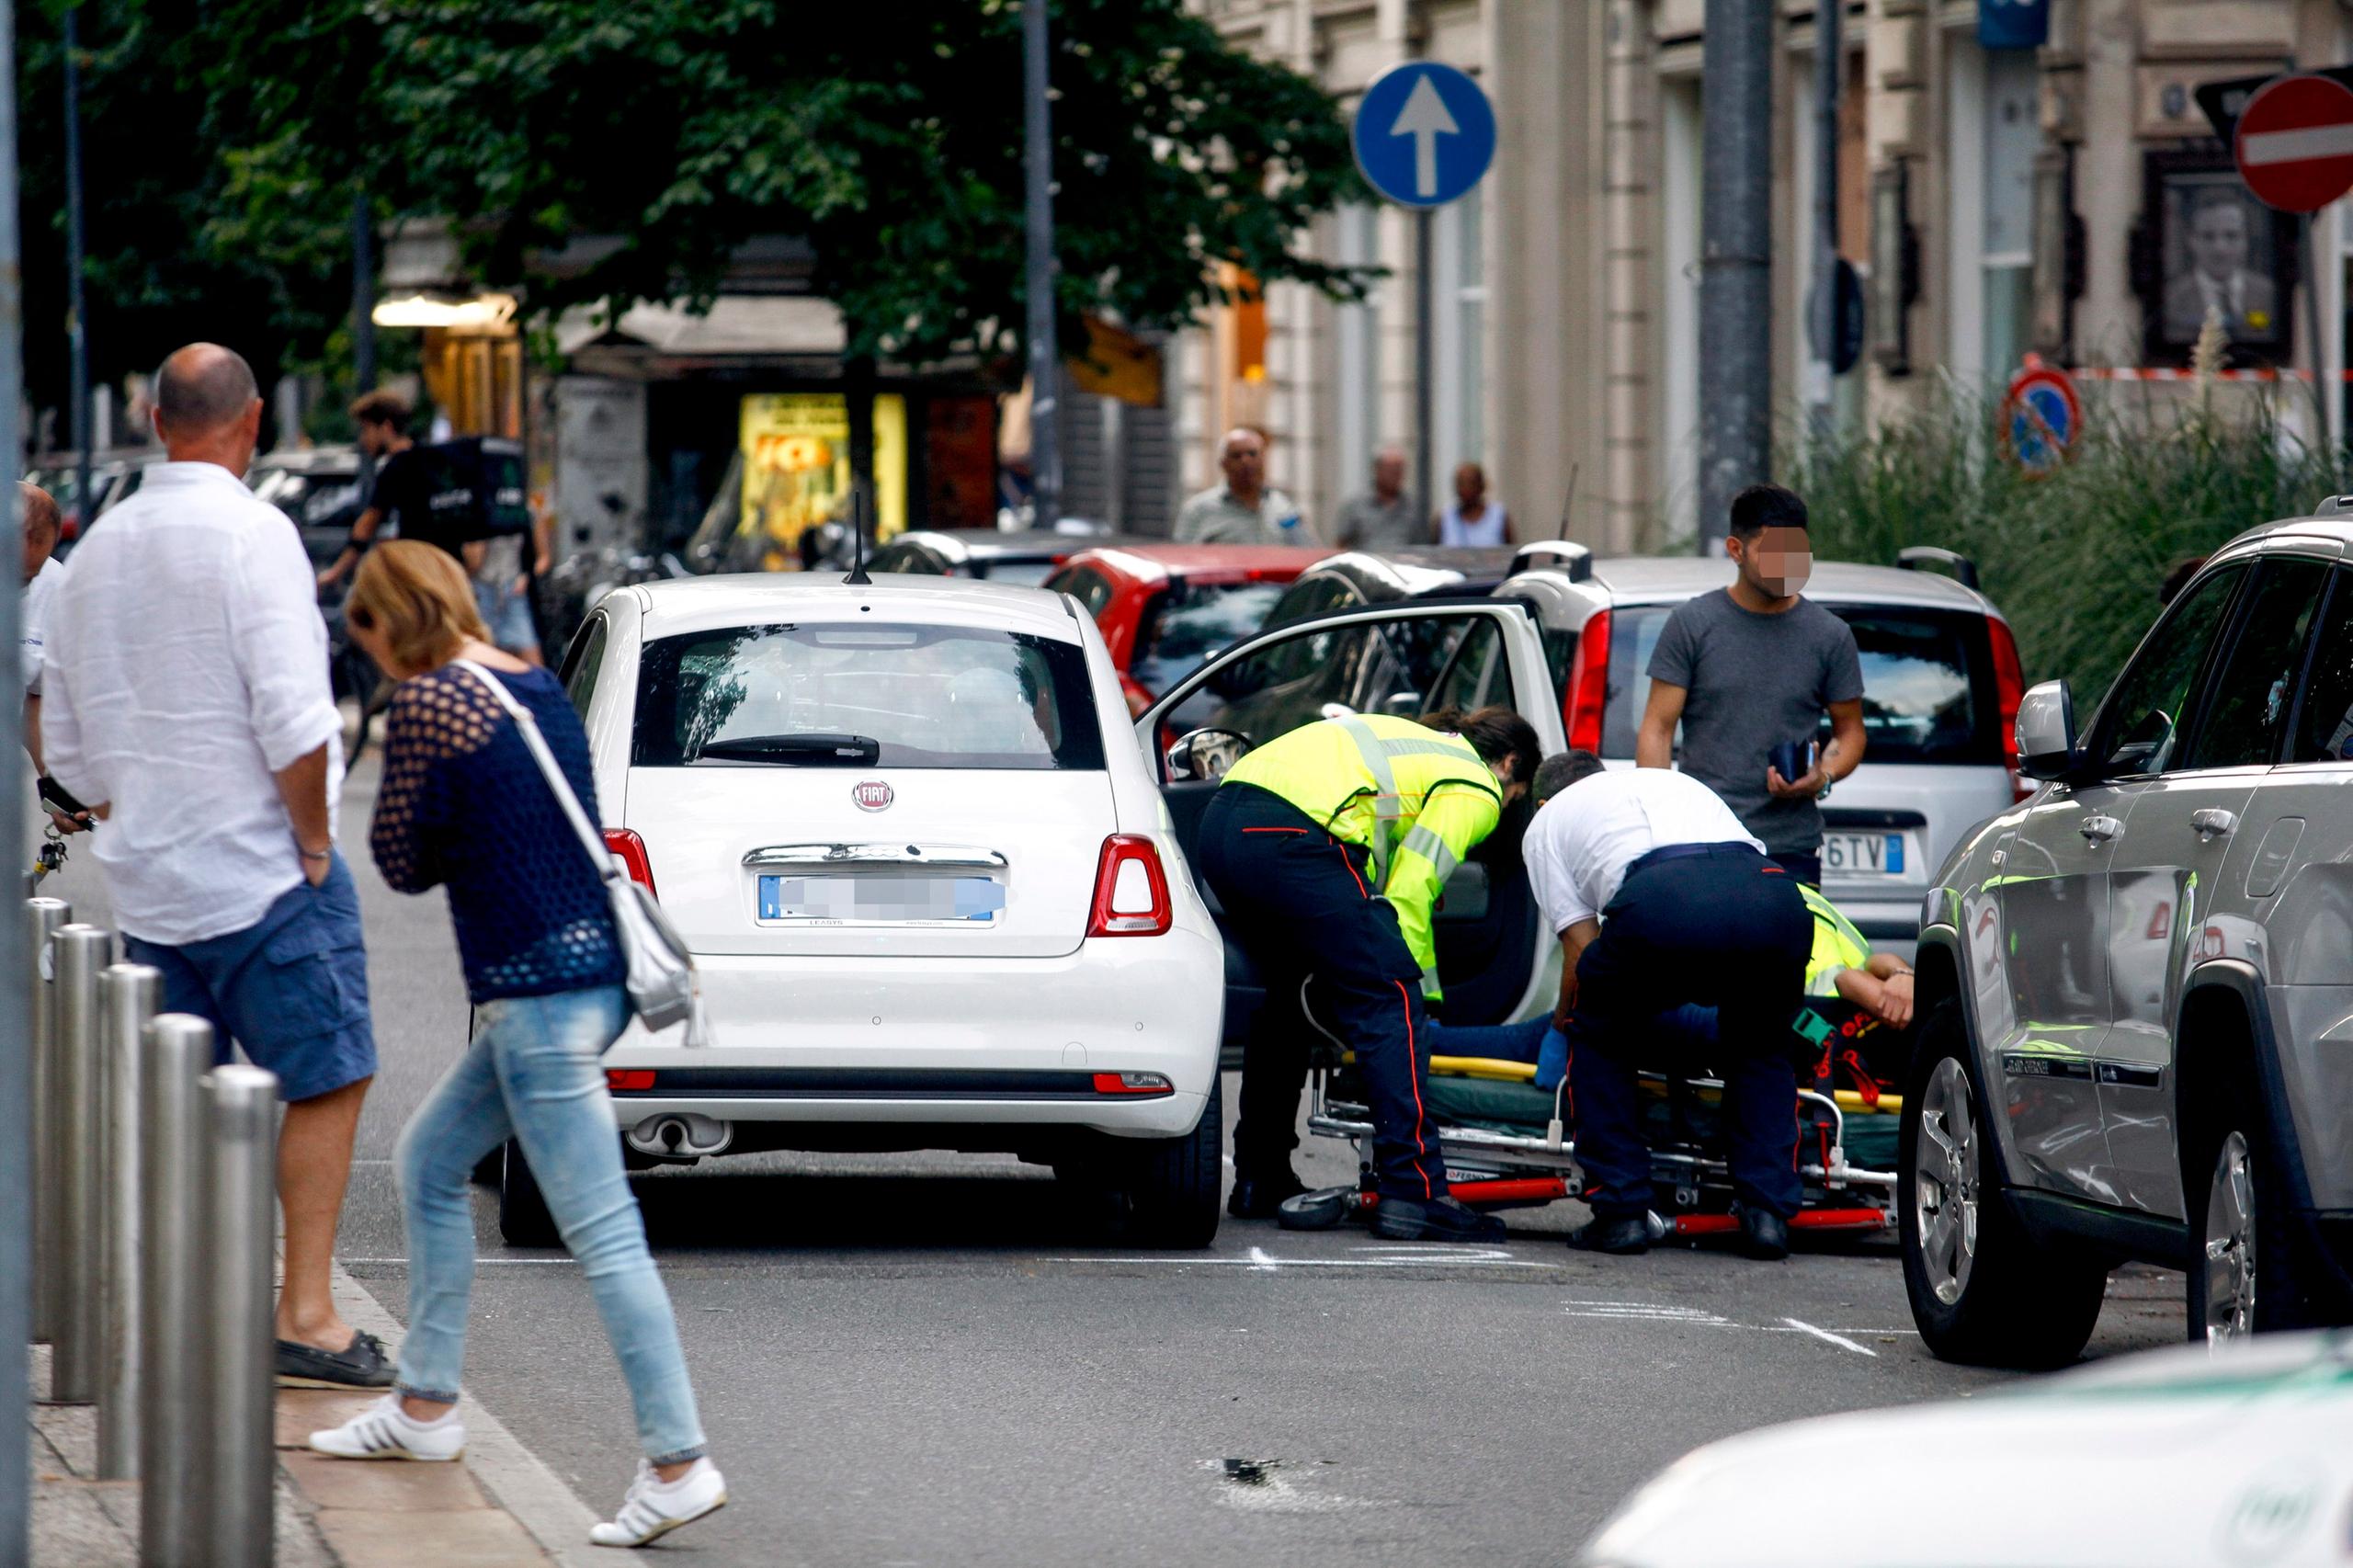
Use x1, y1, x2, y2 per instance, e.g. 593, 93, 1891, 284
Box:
1193, 706, 1540, 1242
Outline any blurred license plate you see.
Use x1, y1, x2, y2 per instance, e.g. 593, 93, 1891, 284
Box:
757, 873, 1006, 924
1824, 833, 1905, 877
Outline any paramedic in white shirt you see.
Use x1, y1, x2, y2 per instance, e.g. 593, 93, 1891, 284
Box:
1520, 751, 1812, 1262
41, 343, 392, 1391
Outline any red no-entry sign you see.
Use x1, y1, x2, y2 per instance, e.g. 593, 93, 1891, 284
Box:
2235, 73, 2353, 213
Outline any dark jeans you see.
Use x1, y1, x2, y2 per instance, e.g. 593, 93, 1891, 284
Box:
1768, 850, 1822, 887
1565, 846, 1812, 1219
1194, 783, 1450, 1202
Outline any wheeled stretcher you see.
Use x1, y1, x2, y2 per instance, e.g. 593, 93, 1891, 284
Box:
1277, 996, 1906, 1241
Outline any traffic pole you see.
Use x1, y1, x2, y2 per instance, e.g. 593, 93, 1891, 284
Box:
1415, 206, 1434, 529
48, 923, 110, 1403
1804, 0, 1841, 433
26, 895, 68, 1348
203, 1064, 278, 1568
1022, 0, 1061, 530
1697, 0, 1774, 551
140, 1016, 213, 1568
96, 964, 160, 1479
63, 5, 89, 526
0, 4, 30, 1554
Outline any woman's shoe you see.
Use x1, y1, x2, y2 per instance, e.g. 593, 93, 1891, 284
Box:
591, 1458, 729, 1548
307, 1394, 466, 1461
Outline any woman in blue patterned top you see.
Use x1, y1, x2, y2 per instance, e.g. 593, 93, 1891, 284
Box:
305, 541, 727, 1550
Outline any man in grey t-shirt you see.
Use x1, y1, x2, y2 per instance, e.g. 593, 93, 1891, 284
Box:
1636, 483, 1866, 884
1334, 447, 1419, 551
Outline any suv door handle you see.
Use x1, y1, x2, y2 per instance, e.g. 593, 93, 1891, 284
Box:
2079, 814, 2123, 844
2191, 807, 2239, 840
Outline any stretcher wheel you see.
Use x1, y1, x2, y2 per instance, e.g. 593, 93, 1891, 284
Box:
1276, 1186, 1357, 1231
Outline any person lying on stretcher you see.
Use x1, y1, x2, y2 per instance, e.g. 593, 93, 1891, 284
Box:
1418, 885, 1913, 1086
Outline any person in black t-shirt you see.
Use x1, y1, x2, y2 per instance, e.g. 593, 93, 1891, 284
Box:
318, 391, 466, 587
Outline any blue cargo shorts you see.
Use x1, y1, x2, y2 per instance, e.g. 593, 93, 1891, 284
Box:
123, 854, 377, 1103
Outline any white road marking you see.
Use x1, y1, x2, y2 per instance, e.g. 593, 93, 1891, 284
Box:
337, 1256, 579, 1266
1045, 1252, 1555, 1269
1779, 1316, 1879, 1357
1248, 1246, 1279, 1272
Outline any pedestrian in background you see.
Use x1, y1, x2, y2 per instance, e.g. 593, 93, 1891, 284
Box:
1175, 426, 1309, 545
310, 540, 726, 1548
18, 480, 63, 774
1334, 446, 1417, 551
41, 343, 388, 1388
1435, 461, 1510, 548
317, 390, 445, 588
1634, 483, 1865, 886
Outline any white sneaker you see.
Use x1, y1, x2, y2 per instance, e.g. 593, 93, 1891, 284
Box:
307, 1394, 467, 1461
590, 1457, 728, 1548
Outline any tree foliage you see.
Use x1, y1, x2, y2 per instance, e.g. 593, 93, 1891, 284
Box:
20, 0, 1368, 415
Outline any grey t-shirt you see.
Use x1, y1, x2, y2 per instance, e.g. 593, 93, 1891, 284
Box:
1645, 588, 1863, 855
1335, 491, 1422, 551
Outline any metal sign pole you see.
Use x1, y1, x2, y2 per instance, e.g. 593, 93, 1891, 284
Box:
97, 964, 161, 1479
1415, 207, 1434, 530
0, 4, 30, 1554
1022, 0, 1061, 531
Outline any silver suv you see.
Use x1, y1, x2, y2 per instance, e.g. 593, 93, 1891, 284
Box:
1906, 505, 2353, 1366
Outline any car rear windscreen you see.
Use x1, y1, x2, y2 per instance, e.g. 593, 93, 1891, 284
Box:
1600, 602, 2000, 767
1133, 581, 1290, 697
633, 623, 1107, 770
975, 561, 1058, 587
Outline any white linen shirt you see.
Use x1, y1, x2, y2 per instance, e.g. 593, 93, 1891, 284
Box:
21, 553, 63, 694
1524, 767, 1762, 933
41, 461, 341, 945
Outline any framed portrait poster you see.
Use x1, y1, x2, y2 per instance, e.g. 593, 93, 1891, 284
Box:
2139, 146, 2296, 364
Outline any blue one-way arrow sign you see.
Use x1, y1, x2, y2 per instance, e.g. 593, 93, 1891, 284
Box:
1352, 62, 1495, 209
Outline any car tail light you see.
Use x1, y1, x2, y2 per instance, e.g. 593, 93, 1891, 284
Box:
604, 828, 658, 896
1987, 617, 2029, 800
1087, 835, 1171, 937
607, 1069, 655, 1091
1092, 1072, 1171, 1095
1563, 608, 1611, 755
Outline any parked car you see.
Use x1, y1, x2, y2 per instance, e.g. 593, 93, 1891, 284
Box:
1421, 550, 2024, 952
1042, 542, 1323, 719
1135, 594, 1571, 1051
1906, 506, 2353, 1364
536, 574, 1226, 1247
1578, 1331, 2353, 1568
247, 445, 368, 570
26, 449, 148, 549
869, 528, 1153, 587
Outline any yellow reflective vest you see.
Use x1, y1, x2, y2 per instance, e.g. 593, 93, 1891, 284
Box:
1801, 884, 1872, 999
1221, 714, 1504, 1000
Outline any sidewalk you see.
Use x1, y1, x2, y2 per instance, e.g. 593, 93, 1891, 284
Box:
28, 1259, 566, 1567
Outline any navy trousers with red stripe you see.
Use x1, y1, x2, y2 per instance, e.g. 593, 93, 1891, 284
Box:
1566, 846, 1812, 1221
1195, 783, 1449, 1203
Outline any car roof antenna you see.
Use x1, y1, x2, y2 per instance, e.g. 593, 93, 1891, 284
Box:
843, 480, 872, 585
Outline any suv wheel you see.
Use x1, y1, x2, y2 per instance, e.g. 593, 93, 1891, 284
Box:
1899, 1002, 2106, 1368
2184, 1079, 2306, 1344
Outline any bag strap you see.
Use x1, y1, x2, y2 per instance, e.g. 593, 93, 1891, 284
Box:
450, 660, 620, 885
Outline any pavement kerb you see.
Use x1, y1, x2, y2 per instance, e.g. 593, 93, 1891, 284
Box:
304, 1256, 605, 1568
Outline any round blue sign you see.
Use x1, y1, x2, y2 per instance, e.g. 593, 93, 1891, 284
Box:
1352, 62, 1497, 210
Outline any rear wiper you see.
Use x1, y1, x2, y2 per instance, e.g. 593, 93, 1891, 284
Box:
696, 732, 881, 765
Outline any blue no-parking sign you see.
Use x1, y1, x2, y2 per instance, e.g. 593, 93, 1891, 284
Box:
1352, 62, 1496, 209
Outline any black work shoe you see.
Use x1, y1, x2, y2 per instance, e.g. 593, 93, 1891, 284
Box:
276, 1329, 395, 1390
1228, 1170, 1310, 1220
1738, 1207, 1790, 1261
1568, 1214, 1653, 1255
1369, 1194, 1507, 1244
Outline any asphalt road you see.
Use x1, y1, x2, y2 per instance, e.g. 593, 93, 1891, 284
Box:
36, 752, 2192, 1566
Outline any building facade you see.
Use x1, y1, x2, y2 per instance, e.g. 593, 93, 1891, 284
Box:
1176, 0, 2353, 551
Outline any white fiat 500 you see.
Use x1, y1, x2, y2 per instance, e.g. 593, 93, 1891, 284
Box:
501, 574, 1225, 1247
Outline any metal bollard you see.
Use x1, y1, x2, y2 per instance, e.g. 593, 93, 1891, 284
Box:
140, 1016, 213, 1568
204, 1064, 279, 1568
49, 923, 111, 1403
97, 964, 161, 1479
28, 894, 70, 1348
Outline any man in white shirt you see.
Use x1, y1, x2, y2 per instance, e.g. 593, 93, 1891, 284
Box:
42, 343, 390, 1390
1522, 751, 1812, 1260
18, 480, 85, 836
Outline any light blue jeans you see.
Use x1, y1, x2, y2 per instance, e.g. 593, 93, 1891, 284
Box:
392, 984, 706, 1464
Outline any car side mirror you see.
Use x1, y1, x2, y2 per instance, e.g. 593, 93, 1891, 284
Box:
1381, 690, 1424, 719
1165, 727, 1253, 783
2016, 678, 2078, 780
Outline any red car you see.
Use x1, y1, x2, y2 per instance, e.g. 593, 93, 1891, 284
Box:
1044, 544, 1324, 718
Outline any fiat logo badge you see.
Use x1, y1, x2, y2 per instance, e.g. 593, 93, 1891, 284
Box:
853, 780, 894, 812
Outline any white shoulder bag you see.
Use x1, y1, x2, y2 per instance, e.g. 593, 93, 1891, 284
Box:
455, 661, 705, 1044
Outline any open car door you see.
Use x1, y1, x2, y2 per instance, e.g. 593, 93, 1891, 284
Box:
1134, 601, 1569, 1052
